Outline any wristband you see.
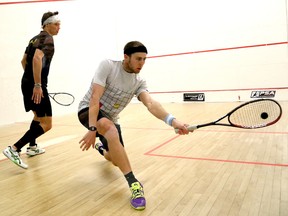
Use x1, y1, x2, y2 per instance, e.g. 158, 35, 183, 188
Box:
34, 83, 42, 88
164, 114, 175, 126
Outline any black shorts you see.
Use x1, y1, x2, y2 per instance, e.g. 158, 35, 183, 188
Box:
78, 108, 124, 151
21, 80, 52, 117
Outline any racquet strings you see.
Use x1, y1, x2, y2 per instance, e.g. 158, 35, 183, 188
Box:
229, 100, 281, 128
52, 93, 74, 106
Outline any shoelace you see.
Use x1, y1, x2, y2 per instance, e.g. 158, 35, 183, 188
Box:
131, 185, 144, 199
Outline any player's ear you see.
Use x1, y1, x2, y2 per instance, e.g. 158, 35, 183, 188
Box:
124, 54, 129, 61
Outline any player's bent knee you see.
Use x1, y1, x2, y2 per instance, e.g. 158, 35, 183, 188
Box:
97, 120, 118, 136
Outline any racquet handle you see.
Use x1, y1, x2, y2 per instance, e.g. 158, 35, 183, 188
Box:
174, 125, 198, 133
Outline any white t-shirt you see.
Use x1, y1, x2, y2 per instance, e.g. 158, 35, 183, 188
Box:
78, 59, 148, 122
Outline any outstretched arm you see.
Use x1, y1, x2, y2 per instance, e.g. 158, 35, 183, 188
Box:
138, 91, 190, 135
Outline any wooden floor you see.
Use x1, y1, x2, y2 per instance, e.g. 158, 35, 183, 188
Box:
0, 101, 287, 216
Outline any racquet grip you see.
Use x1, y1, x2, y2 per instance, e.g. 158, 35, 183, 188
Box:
174, 125, 198, 133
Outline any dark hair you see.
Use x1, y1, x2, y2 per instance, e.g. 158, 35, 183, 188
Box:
41, 11, 59, 26
123, 41, 148, 56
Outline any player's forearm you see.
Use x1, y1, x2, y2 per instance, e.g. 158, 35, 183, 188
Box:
88, 101, 99, 128
147, 100, 169, 121
32, 56, 42, 84
89, 84, 104, 128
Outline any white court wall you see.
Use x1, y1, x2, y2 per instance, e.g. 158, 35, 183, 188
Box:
0, 0, 287, 125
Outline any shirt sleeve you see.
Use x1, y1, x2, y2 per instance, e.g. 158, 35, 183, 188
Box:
135, 79, 149, 97
92, 59, 111, 87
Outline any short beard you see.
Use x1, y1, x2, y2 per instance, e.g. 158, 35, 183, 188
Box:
123, 60, 137, 73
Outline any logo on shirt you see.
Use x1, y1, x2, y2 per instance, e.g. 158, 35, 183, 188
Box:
113, 104, 120, 109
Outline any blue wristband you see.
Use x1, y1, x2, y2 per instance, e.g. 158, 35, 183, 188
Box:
164, 114, 175, 126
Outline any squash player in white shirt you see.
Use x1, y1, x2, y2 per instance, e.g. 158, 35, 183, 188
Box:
78, 41, 191, 210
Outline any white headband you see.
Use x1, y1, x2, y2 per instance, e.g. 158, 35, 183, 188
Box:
42, 15, 60, 27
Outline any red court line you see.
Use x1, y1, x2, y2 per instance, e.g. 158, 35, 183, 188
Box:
124, 127, 288, 135
146, 153, 288, 167
144, 135, 180, 155
144, 135, 288, 167
147, 42, 288, 58
0, 0, 70, 5
149, 86, 288, 94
